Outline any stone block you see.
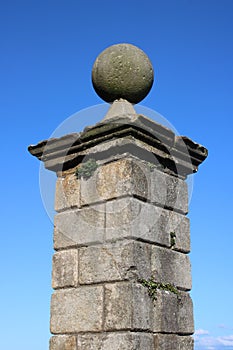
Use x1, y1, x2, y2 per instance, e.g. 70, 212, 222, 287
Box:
167, 213, 190, 253
150, 169, 188, 214
53, 204, 105, 249
105, 197, 189, 251
79, 168, 99, 207
79, 158, 188, 214
55, 175, 80, 212
179, 335, 194, 350
178, 292, 194, 334
52, 249, 78, 289
77, 333, 102, 350
77, 332, 154, 349
53, 226, 77, 250
151, 246, 192, 290
79, 240, 151, 284
164, 174, 188, 214
50, 286, 103, 333
154, 334, 193, 350
104, 282, 152, 331
132, 283, 153, 330
80, 158, 150, 206
54, 197, 190, 251
153, 290, 194, 334
50, 335, 77, 350
106, 198, 169, 246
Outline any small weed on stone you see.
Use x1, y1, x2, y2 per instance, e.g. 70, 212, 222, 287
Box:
75, 159, 99, 180
139, 276, 180, 301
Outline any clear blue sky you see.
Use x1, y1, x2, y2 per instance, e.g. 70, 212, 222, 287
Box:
1, 1, 233, 349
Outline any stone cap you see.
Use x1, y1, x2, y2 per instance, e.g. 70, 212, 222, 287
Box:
91, 43, 154, 104
28, 111, 208, 178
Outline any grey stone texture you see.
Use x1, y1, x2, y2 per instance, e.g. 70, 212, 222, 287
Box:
53, 203, 105, 249
104, 282, 152, 331
53, 225, 77, 250
78, 240, 191, 290
103, 282, 193, 334
104, 282, 194, 335
105, 197, 190, 252
50, 281, 193, 339
54, 158, 188, 215
92, 43, 154, 104
153, 290, 194, 334
29, 105, 208, 176
50, 336, 77, 350
53, 196, 190, 252
55, 174, 80, 212
52, 249, 78, 289
80, 158, 149, 207
154, 334, 194, 349
50, 286, 103, 334
102, 98, 137, 121
79, 240, 151, 284
151, 245, 192, 290
50, 157, 193, 348
150, 169, 188, 214
77, 332, 154, 349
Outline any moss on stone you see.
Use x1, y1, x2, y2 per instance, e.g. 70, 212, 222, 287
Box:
75, 159, 98, 180
139, 276, 180, 301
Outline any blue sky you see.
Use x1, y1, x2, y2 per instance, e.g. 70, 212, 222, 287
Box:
1, 1, 233, 349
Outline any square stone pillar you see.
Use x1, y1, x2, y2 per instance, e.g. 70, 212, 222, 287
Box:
29, 104, 207, 349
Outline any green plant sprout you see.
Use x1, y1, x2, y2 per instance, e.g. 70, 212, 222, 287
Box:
139, 276, 180, 301
170, 231, 176, 248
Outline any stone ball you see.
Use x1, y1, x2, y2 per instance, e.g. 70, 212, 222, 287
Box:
92, 43, 154, 104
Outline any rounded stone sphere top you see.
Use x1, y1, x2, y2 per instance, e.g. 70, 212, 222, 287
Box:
92, 43, 154, 104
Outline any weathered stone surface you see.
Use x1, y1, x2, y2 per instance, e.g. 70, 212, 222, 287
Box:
150, 168, 188, 214
165, 175, 188, 214
151, 246, 192, 290
167, 212, 190, 253
103, 98, 137, 121
29, 110, 207, 176
54, 181, 190, 250
55, 175, 80, 212
50, 335, 77, 350
179, 335, 194, 350
105, 197, 189, 251
153, 290, 194, 334
77, 334, 102, 350
77, 332, 154, 349
79, 241, 151, 284
178, 292, 194, 334
153, 291, 178, 332
154, 334, 193, 350
92, 43, 154, 104
106, 198, 168, 245
79, 157, 188, 214
104, 282, 152, 330
104, 282, 132, 330
80, 158, 149, 207
53, 204, 105, 249
53, 226, 77, 250
50, 286, 103, 333
52, 249, 78, 289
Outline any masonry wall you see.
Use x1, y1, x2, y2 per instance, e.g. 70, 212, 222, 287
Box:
50, 156, 194, 349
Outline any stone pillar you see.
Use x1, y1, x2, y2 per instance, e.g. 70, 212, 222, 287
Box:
28, 44, 208, 350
